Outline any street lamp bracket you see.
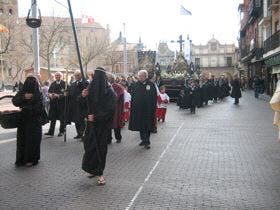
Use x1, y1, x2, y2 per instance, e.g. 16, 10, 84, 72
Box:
26, 9, 42, 28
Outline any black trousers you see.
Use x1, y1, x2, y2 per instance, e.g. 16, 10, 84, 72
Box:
234, 97, 239, 104
140, 130, 150, 145
48, 119, 64, 134
113, 128, 122, 140
108, 128, 122, 142
75, 119, 86, 137
190, 106, 195, 113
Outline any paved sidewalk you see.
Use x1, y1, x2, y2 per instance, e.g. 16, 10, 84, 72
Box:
0, 91, 279, 210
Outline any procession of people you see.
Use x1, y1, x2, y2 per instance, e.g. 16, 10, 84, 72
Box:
7, 66, 246, 185
177, 73, 242, 114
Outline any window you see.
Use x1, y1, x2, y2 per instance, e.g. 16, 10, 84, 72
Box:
275, 20, 279, 32
210, 43, 217, 51
160, 59, 166, 66
8, 9, 12, 15
195, 58, 200, 67
226, 57, 232, 67
0, 8, 3, 15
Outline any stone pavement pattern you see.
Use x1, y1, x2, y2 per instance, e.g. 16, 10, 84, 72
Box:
0, 91, 279, 210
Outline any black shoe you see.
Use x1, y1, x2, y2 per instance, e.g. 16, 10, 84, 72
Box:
32, 160, 39, 166
116, 139, 121, 143
151, 129, 157, 133
15, 161, 24, 167
57, 132, 64, 137
74, 135, 82, 139
44, 132, 54, 136
145, 144, 151, 150
139, 141, 145, 146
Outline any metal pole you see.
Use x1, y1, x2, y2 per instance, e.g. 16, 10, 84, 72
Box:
31, 0, 40, 77
123, 23, 127, 76
0, 37, 5, 91
67, 0, 85, 80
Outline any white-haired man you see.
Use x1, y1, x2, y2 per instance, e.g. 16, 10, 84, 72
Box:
44, 71, 66, 137
129, 70, 157, 149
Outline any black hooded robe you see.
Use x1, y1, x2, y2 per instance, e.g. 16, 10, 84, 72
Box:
12, 78, 45, 165
82, 69, 116, 176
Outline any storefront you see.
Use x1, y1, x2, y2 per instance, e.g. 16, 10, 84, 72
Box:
264, 53, 280, 95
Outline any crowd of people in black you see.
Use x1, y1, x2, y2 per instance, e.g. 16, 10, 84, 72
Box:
10, 68, 246, 185
177, 74, 242, 114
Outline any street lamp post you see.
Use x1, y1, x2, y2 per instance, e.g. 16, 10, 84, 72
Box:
123, 23, 127, 76
0, 38, 5, 91
31, 0, 40, 77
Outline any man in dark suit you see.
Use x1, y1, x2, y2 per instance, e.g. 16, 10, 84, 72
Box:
44, 71, 66, 137
129, 70, 157, 149
67, 70, 89, 139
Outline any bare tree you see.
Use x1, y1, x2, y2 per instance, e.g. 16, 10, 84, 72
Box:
39, 16, 67, 77
104, 42, 123, 73
0, 20, 16, 86
81, 33, 108, 73
18, 16, 68, 78
6, 51, 30, 82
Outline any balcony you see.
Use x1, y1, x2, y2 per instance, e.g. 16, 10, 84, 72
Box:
240, 11, 249, 31
249, 0, 262, 18
240, 45, 250, 59
252, 47, 264, 60
259, 0, 272, 26
268, 0, 280, 11
264, 30, 280, 53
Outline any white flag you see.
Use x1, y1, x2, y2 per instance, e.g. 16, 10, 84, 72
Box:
180, 5, 192, 16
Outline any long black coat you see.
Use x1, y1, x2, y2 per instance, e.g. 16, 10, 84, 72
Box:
82, 86, 116, 176
12, 90, 44, 165
129, 79, 157, 132
230, 79, 242, 98
48, 80, 66, 120
67, 80, 89, 123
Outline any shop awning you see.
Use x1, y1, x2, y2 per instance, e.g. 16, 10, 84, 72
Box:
272, 65, 280, 74
265, 53, 280, 68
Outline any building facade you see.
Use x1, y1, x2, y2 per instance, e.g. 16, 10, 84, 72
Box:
239, 0, 280, 96
0, 0, 19, 85
156, 41, 175, 72
103, 32, 140, 76
191, 37, 238, 77
0, 0, 114, 84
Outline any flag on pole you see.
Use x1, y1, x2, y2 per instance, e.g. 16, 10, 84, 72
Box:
180, 5, 192, 16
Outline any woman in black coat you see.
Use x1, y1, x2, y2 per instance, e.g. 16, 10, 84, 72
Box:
12, 75, 46, 166
82, 67, 116, 185
230, 75, 242, 105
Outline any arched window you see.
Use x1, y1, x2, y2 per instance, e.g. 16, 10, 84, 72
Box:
9, 9, 12, 15
0, 8, 3, 15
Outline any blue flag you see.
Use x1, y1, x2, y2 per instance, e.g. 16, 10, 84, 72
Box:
180, 5, 192, 16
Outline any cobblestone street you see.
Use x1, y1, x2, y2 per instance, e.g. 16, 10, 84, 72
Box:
0, 91, 280, 210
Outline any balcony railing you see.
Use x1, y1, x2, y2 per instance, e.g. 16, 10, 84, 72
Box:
240, 45, 250, 58
249, 0, 262, 17
240, 11, 249, 31
264, 30, 280, 53
268, 0, 272, 8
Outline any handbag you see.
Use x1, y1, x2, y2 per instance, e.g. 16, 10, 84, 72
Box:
0, 110, 21, 129
270, 91, 280, 111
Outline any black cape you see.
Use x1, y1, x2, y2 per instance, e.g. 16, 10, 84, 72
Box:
129, 79, 157, 132
82, 85, 116, 176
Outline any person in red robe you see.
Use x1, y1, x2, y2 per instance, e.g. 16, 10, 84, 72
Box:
108, 75, 124, 143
